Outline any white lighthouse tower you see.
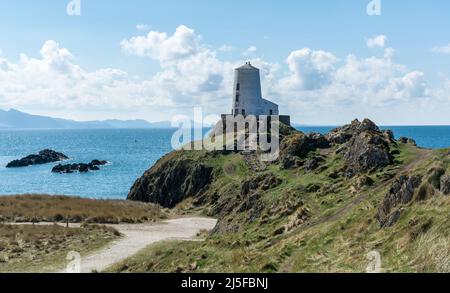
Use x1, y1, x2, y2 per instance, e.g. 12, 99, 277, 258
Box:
232, 62, 279, 116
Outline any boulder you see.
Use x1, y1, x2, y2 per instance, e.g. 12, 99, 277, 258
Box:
376, 175, 422, 228
354, 175, 374, 191
6, 149, 68, 168
304, 156, 326, 171
280, 155, 300, 169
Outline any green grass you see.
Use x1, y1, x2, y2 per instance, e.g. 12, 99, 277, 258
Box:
109, 142, 450, 273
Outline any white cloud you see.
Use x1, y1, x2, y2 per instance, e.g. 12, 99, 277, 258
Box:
432, 44, 450, 54
136, 24, 151, 31
120, 25, 235, 110
243, 46, 257, 57
121, 25, 201, 63
274, 46, 436, 124
0, 26, 449, 124
367, 35, 388, 48
278, 48, 339, 91
218, 45, 233, 52
0, 40, 174, 114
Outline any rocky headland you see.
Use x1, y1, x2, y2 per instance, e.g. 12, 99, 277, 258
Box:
123, 118, 450, 272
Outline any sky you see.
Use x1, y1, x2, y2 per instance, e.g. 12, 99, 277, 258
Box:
0, 0, 450, 125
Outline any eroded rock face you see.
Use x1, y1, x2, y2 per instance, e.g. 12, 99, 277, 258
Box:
441, 175, 450, 195
241, 173, 282, 196
127, 155, 213, 208
6, 149, 68, 168
376, 175, 422, 228
279, 132, 330, 169
344, 131, 393, 178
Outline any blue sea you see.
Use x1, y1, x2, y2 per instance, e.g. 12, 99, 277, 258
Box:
0, 126, 449, 199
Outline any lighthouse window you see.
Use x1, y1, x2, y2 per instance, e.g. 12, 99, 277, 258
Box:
236, 83, 240, 91
235, 94, 239, 103
242, 109, 246, 115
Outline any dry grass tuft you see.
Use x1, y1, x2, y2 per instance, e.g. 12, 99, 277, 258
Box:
0, 194, 166, 224
0, 223, 120, 272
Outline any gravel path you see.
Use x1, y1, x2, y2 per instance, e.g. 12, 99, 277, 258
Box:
59, 217, 217, 273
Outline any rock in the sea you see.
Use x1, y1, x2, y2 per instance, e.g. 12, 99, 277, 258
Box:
127, 155, 213, 208
376, 175, 422, 228
6, 149, 68, 168
441, 175, 450, 195
52, 160, 107, 174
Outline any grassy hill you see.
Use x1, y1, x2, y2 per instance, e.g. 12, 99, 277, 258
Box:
115, 119, 450, 273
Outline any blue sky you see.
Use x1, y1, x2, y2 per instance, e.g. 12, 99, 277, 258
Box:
0, 0, 450, 124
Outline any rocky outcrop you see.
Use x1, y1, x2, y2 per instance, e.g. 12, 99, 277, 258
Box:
280, 132, 329, 158
376, 175, 422, 228
6, 149, 68, 168
326, 119, 379, 144
52, 160, 108, 174
398, 137, 417, 146
344, 130, 394, 177
241, 173, 282, 196
127, 155, 213, 208
279, 119, 394, 176
327, 119, 394, 177
280, 132, 330, 169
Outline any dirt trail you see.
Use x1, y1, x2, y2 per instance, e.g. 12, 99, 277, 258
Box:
57, 217, 217, 273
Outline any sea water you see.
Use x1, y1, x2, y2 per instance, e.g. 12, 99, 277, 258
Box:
0, 126, 449, 199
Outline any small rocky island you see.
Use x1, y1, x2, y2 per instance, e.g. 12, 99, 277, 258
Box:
52, 160, 108, 174
6, 149, 68, 168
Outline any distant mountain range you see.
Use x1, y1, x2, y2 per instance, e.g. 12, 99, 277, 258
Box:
0, 109, 175, 129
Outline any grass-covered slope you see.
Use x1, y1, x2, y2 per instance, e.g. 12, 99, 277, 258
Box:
121, 119, 450, 273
